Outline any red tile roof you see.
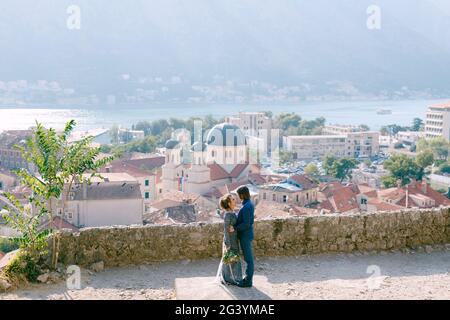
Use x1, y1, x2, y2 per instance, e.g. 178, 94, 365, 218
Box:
124, 157, 166, 171
158, 190, 201, 203
407, 181, 450, 206
289, 175, 318, 190
40, 217, 79, 232
207, 162, 249, 181
255, 200, 321, 219
318, 182, 360, 213
331, 187, 359, 213
248, 173, 267, 185
101, 160, 155, 177
368, 198, 403, 211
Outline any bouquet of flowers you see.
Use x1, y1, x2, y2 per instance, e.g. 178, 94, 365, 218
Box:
223, 249, 240, 265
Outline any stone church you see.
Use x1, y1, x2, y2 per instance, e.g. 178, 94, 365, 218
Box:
161, 123, 251, 195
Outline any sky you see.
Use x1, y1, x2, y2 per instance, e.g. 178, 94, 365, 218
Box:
0, 0, 449, 105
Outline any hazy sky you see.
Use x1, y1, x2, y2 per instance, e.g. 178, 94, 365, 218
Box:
0, 0, 449, 103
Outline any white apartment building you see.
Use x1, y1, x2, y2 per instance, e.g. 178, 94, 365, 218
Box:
284, 135, 347, 160
322, 124, 367, 135
226, 112, 272, 151
425, 101, 450, 140
396, 131, 424, 145
284, 131, 379, 160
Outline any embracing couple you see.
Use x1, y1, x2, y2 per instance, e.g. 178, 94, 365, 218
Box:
216, 186, 254, 288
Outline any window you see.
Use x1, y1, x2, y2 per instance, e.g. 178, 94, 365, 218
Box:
0, 182, 3, 190
145, 179, 149, 186
66, 212, 73, 220
296, 194, 299, 202
283, 195, 287, 203
272, 194, 276, 201
145, 192, 150, 199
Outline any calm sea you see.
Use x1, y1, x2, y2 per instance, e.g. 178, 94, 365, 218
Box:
0, 99, 448, 133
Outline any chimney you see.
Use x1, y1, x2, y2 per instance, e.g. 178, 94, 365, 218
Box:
422, 182, 427, 194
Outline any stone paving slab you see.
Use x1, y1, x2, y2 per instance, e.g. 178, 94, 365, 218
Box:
175, 275, 273, 300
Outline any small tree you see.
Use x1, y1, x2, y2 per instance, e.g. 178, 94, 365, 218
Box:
415, 150, 434, 169
2, 120, 114, 272
332, 158, 358, 182
359, 124, 370, 131
304, 163, 319, 176
322, 154, 337, 175
412, 118, 424, 132
417, 137, 450, 161
381, 176, 398, 188
383, 153, 420, 186
439, 162, 450, 174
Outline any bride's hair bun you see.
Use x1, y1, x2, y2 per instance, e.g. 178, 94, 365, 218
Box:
219, 194, 233, 210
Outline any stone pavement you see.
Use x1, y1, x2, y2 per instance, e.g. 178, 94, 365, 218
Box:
175, 275, 273, 300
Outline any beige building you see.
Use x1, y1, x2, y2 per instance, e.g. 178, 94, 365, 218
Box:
55, 173, 143, 228
0, 130, 34, 171
0, 170, 16, 191
226, 112, 272, 150
101, 161, 159, 214
259, 175, 319, 206
425, 101, 450, 140
346, 131, 379, 158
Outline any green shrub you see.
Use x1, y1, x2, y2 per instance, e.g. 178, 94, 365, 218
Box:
2, 249, 43, 283
0, 237, 19, 253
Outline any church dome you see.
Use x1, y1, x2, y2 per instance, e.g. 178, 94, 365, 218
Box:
191, 141, 207, 152
206, 123, 246, 147
165, 139, 180, 149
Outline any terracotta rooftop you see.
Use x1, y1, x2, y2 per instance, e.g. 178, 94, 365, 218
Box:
255, 200, 321, 219
429, 101, 450, 110
318, 182, 360, 214
207, 162, 249, 181
158, 189, 201, 204
100, 160, 155, 178
40, 216, 79, 232
288, 175, 319, 190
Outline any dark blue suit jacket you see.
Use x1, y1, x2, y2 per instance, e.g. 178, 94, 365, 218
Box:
236, 199, 254, 241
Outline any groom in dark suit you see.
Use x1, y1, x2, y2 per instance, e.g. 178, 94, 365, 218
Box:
232, 186, 255, 287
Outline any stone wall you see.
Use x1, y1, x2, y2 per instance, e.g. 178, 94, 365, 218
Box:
54, 207, 450, 268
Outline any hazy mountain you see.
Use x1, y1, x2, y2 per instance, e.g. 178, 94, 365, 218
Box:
0, 0, 449, 104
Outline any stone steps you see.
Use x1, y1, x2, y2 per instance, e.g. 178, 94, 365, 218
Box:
174, 275, 274, 300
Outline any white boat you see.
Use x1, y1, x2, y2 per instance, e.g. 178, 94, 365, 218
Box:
376, 108, 392, 115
